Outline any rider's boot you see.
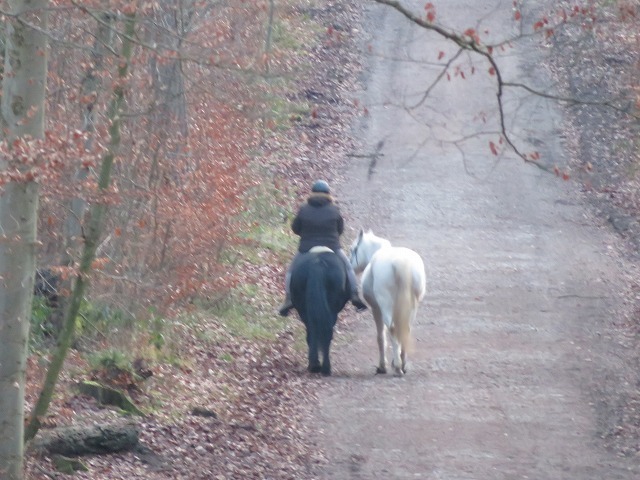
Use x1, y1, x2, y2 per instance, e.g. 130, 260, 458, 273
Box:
351, 293, 368, 312
278, 294, 294, 317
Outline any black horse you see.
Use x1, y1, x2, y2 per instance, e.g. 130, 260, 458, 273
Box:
290, 248, 349, 376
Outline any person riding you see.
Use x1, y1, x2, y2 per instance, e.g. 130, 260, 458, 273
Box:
278, 180, 368, 317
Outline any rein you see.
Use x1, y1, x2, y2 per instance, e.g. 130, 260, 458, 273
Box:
352, 239, 361, 267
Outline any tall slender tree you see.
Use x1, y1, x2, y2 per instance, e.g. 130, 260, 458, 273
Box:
24, 10, 137, 442
0, 1, 48, 478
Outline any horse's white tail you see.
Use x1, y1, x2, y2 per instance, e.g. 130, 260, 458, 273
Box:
391, 259, 417, 354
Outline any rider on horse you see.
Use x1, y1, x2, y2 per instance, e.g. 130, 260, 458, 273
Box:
278, 180, 368, 317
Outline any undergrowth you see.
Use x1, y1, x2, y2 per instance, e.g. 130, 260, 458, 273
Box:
26, 0, 324, 434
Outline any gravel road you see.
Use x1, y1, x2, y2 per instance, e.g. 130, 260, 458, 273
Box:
310, 1, 640, 478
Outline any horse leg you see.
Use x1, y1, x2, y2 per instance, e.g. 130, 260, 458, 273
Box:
400, 348, 408, 374
320, 341, 331, 376
363, 271, 389, 374
306, 327, 321, 373
380, 302, 398, 375
401, 306, 418, 374
390, 334, 404, 377
371, 304, 387, 374
388, 318, 403, 376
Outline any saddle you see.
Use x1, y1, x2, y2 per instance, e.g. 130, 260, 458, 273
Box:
308, 246, 334, 254
304, 246, 352, 292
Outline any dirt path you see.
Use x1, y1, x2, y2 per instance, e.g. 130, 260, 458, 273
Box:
311, 1, 640, 478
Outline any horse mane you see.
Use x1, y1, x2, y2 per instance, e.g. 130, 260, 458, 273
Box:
362, 229, 391, 250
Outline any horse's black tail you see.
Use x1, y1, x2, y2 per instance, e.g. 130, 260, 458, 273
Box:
306, 256, 334, 351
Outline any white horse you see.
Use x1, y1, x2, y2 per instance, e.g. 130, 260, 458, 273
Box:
350, 229, 426, 376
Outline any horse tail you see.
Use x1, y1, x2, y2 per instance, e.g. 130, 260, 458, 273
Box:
392, 259, 416, 354
306, 257, 334, 348
412, 258, 427, 302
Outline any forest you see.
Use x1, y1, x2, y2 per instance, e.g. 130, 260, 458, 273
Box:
1, 1, 358, 477
0, 0, 639, 478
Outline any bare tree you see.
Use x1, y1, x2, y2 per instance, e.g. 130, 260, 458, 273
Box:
24, 10, 137, 443
0, 1, 48, 478
370, 0, 637, 172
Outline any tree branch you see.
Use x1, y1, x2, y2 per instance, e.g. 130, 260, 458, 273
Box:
409, 49, 464, 111
370, 0, 637, 172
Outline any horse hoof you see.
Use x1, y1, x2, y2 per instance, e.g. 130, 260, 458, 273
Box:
393, 367, 404, 377
321, 369, 332, 377
308, 365, 322, 374
376, 366, 387, 374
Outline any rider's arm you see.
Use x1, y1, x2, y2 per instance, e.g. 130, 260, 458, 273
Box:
292, 211, 302, 235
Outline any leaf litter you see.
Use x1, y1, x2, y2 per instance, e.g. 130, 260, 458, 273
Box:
25, 1, 366, 479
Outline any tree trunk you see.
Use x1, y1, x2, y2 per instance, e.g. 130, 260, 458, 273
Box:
0, 1, 48, 479
264, 0, 276, 75
62, 12, 115, 267
149, 1, 189, 137
24, 11, 137, 443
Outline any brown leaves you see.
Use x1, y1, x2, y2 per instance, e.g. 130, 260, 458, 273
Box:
424, 2, 436, 23
0, 128, 91, 187
533, 19, 548, 31
25, 313, 322, 479
91, 257, 110, 270
463, 28, 480, 44
553, 165, 570, 181
530, 3, 602, 39
618, 2, 637, 22
26, 1, 362, 477
488, 136, 505, 156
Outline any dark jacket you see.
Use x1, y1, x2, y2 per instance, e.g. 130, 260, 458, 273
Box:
291, 193, 344, 253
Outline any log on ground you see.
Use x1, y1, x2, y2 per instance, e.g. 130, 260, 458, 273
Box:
77, 380, 144, 415
33, 421, 139, 456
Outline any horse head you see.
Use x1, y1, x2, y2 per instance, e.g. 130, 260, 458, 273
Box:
349, 229, 391, 273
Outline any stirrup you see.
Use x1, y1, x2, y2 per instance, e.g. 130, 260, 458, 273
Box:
351, 297, 367, 312
278, 299, 293, 317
